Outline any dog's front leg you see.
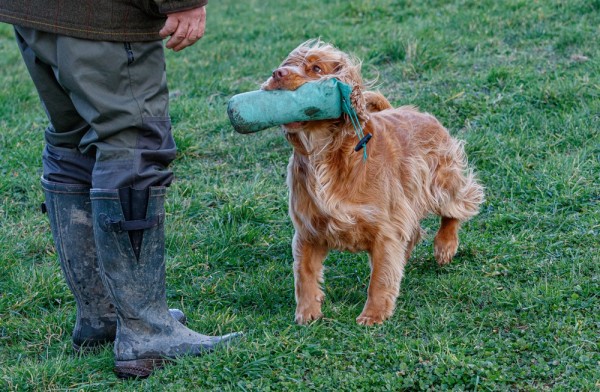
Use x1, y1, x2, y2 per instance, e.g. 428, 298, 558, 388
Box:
292, 233, 329, 325
357, 239, 407, 326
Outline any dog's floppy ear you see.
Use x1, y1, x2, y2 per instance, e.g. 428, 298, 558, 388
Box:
350, 83, 367, 122
363, 91, 393, 112
333, 54, 367, 122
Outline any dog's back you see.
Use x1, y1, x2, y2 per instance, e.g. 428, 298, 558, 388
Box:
365, 106, 483, 221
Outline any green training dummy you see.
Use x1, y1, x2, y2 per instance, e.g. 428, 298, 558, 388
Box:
227, 79, 349, 134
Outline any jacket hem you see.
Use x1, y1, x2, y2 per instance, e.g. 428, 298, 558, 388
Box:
0, 13, 164, 42
157, 0, 208, 14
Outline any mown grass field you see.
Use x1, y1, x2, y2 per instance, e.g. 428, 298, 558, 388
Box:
1, 0, 598, 390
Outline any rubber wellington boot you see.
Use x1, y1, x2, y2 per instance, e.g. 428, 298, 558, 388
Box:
41, 179, 186, 353
90, 187, 240, 379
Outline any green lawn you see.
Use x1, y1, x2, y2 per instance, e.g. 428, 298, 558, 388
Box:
1, 0, 598, 390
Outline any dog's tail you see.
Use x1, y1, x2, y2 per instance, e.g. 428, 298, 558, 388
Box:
431, 141, 485, 221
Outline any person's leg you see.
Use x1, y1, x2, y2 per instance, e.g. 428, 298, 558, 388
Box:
14, 26, 95, 185
45, 34, 239, 378
91, 187, 239, 378
15, 26, 185, 353
40, 179, 117, 351
15, 26, 114, 351
49, 36, 176, 190
17, 26, 176, 190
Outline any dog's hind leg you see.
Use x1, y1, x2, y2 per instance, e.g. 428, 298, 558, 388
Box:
292, 234, 329, 325
357, 238, 407, 326
433, 177, 483, 265
431, 152, 484, 265
434, 217, 460, 265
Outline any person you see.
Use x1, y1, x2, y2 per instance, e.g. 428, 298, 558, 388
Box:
0, 0, 239, 379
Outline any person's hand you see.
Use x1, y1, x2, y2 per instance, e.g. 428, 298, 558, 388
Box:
159, 6, 206, 52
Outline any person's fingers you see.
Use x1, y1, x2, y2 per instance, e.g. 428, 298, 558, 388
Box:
174, 8, 206, 51
159, 16, 178, 39
165, 20, 190, 50
162, 7, 207, 51
172, 23, 202, 51
172, 36, 193, 51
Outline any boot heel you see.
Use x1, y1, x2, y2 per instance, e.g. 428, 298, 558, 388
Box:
114, 358, 169, 379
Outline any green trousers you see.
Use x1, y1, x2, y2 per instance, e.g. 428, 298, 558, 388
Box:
15, 26, 176, 189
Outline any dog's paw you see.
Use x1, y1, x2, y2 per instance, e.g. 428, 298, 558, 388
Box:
434, 235, 458, 266
357, 295, 396, 326
295, 310, 323, 325
295, 291, 325, 325
356, 312, 387, 326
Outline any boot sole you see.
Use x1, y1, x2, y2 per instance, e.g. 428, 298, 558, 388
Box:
114, 358, 170, 379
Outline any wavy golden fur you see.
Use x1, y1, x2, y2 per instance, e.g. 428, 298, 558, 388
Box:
262, 40, 484, 325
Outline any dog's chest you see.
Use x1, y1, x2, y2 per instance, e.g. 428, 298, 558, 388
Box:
289, 175, 375, 252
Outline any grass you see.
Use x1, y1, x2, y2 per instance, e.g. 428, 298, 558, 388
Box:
1, 0, 599, 390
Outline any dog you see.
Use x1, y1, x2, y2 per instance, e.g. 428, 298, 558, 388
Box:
261, 40, 484, 326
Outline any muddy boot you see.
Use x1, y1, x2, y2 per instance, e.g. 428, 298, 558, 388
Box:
90, 187, 240, 379
42, 179, 186, 353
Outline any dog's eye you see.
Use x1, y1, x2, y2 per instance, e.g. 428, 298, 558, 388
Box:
312, 65, 323, 74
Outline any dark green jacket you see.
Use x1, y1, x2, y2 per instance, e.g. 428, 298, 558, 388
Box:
0, 0, 207, 42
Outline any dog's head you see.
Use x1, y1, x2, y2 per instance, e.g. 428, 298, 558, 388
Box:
261, 39, 367, 127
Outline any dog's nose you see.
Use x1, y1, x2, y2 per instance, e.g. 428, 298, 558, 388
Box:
272, 67, 289, 80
